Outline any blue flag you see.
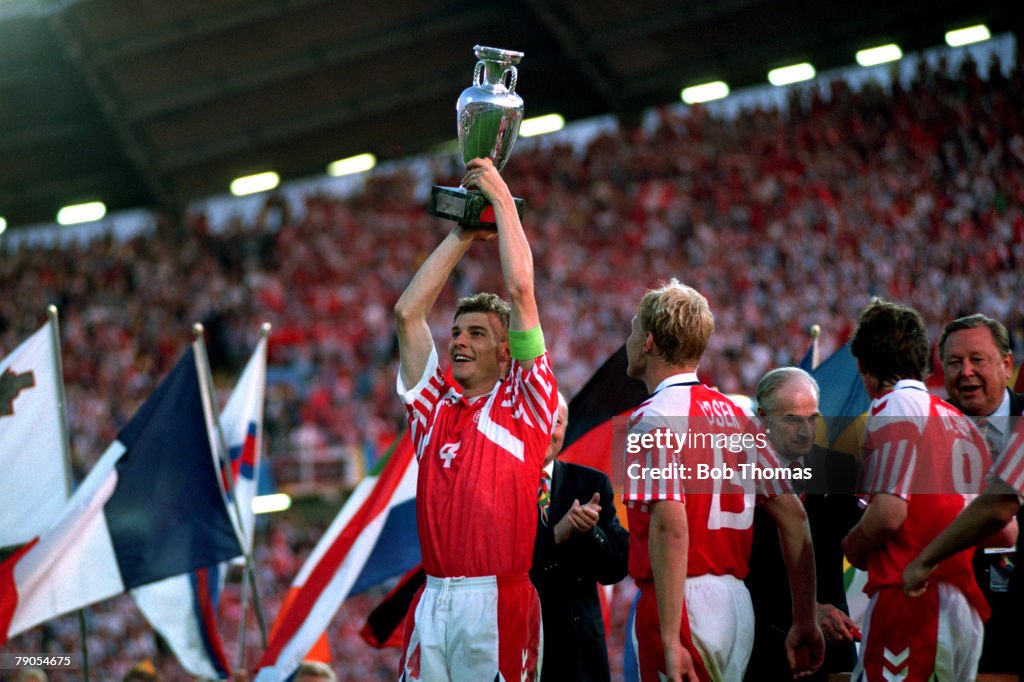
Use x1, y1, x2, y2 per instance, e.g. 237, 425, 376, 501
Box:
810, 342, 870, 448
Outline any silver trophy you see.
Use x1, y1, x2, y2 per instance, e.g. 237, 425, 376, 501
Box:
429, 45, 525, 227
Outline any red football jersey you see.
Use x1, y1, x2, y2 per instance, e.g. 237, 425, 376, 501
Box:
623, 373, 788, 582
859, 380, 990, 618
400, 347, 558, 577
993, 418, 1024, 496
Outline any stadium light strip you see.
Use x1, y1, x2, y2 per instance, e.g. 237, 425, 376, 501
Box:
327, 153, 377, 177
520, 113, 565, 138
945, 24, 991, 47
681, 81, 730, 104
856, 43, 903, 67
230, 171, 280, 196
768, 62, 816, 86
57, 201, 106, 225
252, 493, 292, 515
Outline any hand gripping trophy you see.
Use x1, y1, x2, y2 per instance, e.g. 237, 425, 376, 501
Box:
429, 45, 526, 227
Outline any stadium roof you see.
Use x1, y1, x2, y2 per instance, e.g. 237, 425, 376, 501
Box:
1, 0, 1018, 229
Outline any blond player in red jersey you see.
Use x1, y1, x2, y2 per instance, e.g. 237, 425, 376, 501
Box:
621, 279, 823, 682
393, 158, 559, 682
843, 299, 1008, 681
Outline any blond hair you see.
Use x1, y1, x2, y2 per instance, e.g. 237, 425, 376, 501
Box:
454, 292, 511, 333
637, 278, 714, 366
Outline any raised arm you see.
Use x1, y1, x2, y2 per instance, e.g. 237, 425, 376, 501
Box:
393, 226, 489, 388
463, 158, 542, 370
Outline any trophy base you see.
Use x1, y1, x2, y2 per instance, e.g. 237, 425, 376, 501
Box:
429, 186, 524, 228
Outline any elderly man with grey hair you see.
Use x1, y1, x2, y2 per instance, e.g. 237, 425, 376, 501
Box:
744, 366, 862, 681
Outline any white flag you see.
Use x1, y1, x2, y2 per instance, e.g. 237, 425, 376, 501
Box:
0, 321, 69, 548
218, 334, 268, 553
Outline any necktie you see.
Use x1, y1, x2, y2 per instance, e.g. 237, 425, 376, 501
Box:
976, 417, 998, 457
538, 473, 551, 526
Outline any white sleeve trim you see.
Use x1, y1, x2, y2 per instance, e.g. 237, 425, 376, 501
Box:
397, 345, 439, 403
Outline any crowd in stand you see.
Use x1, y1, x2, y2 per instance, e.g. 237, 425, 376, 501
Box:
2, 49, 1023, 680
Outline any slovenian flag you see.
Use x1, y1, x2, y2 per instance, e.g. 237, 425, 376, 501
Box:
0, 346, 242, 646
131, 332, 269, 679
254, 432, 419, 682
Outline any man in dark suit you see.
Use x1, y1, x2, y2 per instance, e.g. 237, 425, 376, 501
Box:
938, 313, 1023, 674
744, 367, 861, 681
530, 393, 630, 682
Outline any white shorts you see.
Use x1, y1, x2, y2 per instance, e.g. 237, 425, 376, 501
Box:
632, 574, 754, 682
399, 574, 542, 682
853, 583, 983, 681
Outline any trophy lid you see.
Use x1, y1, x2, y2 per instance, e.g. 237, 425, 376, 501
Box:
473, 45, 524, 66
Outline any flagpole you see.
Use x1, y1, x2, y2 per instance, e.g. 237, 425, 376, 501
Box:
48, 306, 90, 682
230, 323, 274, 671
47, 307, 75, 497
47, 306, 90, 682
245, 324, 271, 648
241, 323, 273, 652
810, 323, 821, 371
192, 324, 270, 664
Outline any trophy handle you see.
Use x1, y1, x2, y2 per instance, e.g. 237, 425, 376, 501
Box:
504, 66, 518, 93
472, 62, 518, 93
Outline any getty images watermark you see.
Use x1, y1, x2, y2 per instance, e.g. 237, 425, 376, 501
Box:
611, 414, 1020, 495
623, 429, 811, 483
611, 415, 813, 491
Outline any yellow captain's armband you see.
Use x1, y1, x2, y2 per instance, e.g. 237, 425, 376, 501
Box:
508, 324, 545, 360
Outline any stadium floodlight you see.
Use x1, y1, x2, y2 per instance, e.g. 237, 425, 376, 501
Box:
252, 493, 292, 515
856, 44, 903, 67
327, 153, 377, 177
230, 171, 280, 196
57, 201, 106, 225
768, 62, 816, 86
520, 113, 565, 138
681, 81, 730, 104
945, 24, 991, 47
0, 216, 6, 236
